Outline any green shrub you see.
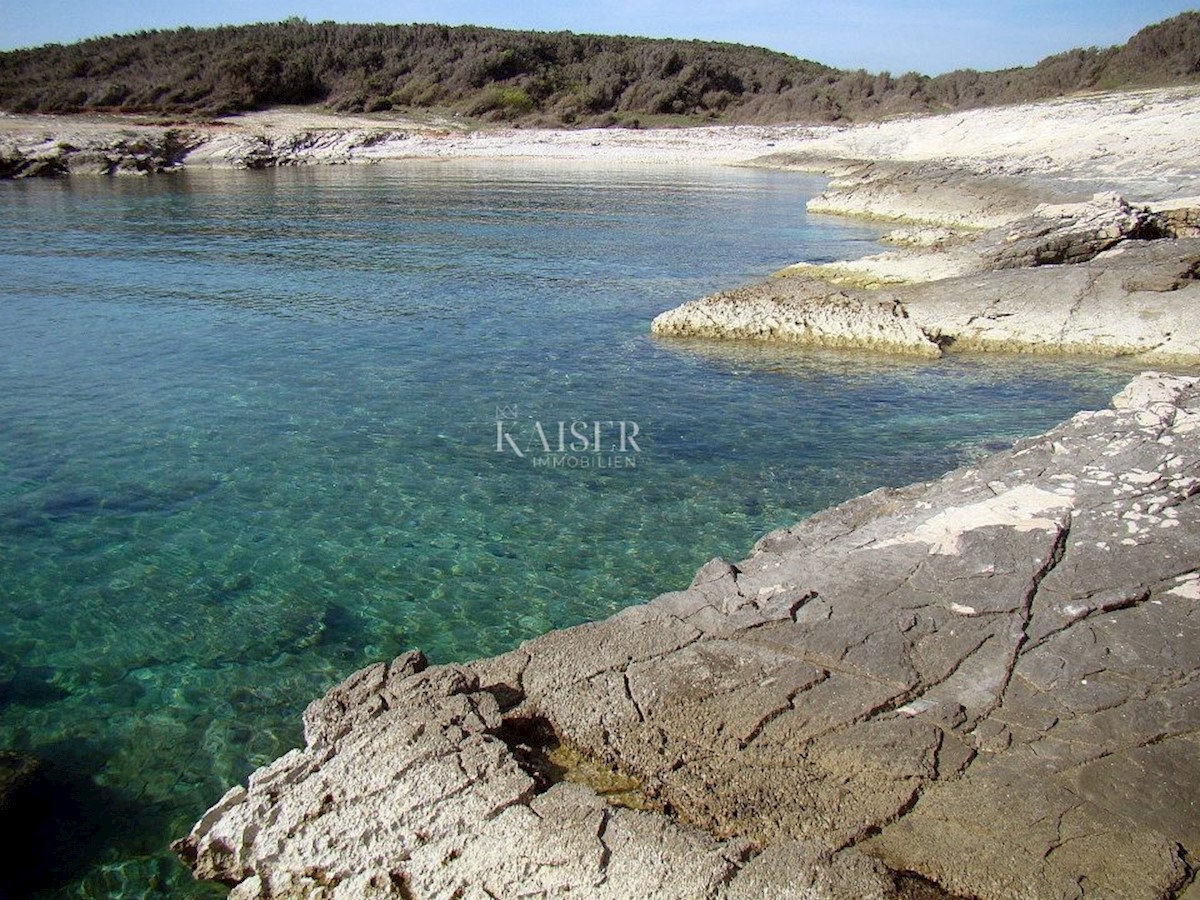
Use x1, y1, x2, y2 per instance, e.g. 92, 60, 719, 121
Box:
468, 85, 535, 117
1, 15, 1196, 123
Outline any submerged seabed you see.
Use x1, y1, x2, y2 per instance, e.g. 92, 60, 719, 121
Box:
0, 161, 1151, 897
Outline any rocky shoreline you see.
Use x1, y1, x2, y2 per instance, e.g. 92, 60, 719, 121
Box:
176, 371, 1200, 898
6, 88, 1200, 364
8, 88, 1198, 897
0, 107, 786, 176
652, 191, 1200, 362
647, 91, 1200, 363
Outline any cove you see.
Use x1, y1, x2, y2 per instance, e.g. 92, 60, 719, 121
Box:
0, 160, 1150, 897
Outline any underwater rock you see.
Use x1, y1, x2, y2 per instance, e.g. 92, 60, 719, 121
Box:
0, 751, 39, 815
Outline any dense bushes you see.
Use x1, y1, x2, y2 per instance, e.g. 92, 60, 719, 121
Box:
1, 13, 1197, 124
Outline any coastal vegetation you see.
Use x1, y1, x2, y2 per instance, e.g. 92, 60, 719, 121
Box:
1, 12, 1198, 124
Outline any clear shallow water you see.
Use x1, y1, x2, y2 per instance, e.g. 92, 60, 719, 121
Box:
0, 161, 1149, 896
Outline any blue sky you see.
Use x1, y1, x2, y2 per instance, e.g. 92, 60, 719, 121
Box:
1, 1, 1196, 74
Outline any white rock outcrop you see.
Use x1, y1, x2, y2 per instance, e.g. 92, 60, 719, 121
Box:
651, 283, 942, 356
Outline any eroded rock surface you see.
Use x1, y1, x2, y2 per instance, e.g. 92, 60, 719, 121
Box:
1155, 197, 1200, 238
178, 373, 1200, 899
769, 191, 1194, 288
653, 196, 1200, 361
987, 192, 1163, 268
0, 128, 202, 177
903, 237, 1200, 358
802, 159, 1073, 229
650, 283, 942, 357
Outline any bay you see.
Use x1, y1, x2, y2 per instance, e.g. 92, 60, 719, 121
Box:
0, 160, 1145, 896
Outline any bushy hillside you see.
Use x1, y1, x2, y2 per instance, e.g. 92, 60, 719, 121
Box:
1, 13, 1197, 124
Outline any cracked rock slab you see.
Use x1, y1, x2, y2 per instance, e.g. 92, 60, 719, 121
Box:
179, 374, 1200, 899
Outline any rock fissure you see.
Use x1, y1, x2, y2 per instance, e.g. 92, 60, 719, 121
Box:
621, 672, 646, 724
594, 808, 613, 883
1038, 799, 1089, 862
1059, 277, 1093, 343
1169, 844, 1198, 900
737, 677, 829, 750
1024, 587, 1152, 652
737, 634, 902, 689
875, 632, 995, 720
845, 780, 926, 850
1051, 727, 1195, 778
1022, 588, 1152, 652
785, 591, 818, 621
877, 561, 929, 603
1005, 517, 1073, 680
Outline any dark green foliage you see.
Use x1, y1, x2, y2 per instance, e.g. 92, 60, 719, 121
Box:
1, 13, 1197, 124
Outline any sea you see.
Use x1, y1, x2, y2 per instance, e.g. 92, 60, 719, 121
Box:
0, 160, 1148, 897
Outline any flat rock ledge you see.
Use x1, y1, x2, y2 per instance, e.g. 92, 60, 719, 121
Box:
652, 195, 1200, 362
650, 286, 942, 357
800, 159, 1075, 230
177, 372, 1200, 900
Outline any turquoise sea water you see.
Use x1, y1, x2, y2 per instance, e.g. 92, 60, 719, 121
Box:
0, 161, 1149, 896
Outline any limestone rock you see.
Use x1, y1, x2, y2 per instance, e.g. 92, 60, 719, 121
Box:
654, 231, 1200, 363
903, 237, 1200, 359
180, 128, 414, 170
805, 160, 1076, 229
1150, 196, 1200, 238
64, 149, 117, 176
777, 192, 1169, 288
175, 655, 889, 898
0, 129, 201, 178
180, 374, 1200, 899
649, 279, 942, 357
985, 192, 1161, 269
